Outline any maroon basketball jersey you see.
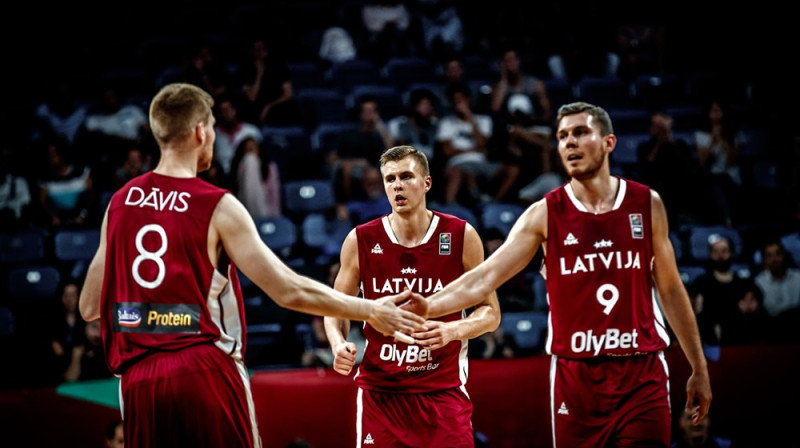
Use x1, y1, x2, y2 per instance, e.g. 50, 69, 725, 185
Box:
543, 178, 670, 358
355, 212, 468, 393
101, 172, 247, 374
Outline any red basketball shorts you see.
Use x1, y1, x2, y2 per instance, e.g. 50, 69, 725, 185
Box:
120, 343, 260, 448
551, 351, 671, 448
356, 386, 474, 448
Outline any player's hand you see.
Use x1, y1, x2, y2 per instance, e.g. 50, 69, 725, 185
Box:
368, 290, 427, 338
331, 341, 357, 376
399, 292, 428, 319
411, 320, 455, 351
685, 369, 712, 425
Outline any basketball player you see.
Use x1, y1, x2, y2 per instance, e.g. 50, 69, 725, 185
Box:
324, 145, 500, 447
418, 102, 712, 446
78, 83, 427, 448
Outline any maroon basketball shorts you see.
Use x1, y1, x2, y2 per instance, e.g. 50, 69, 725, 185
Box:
121, 343, 260, 448
356, 386, 474, 448
551, 351, 671, 447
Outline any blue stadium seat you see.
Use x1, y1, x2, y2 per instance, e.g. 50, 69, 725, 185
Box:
310, 121, 360, 153
53, 229, 101, 262
431, 202, 479, 231
7, 265, 61, 301
325, 58, 382, 91
0, 231, 45, 265
480, 203, 526, 236
294, 87, 348, 128
678, 265, 706, 285
380, 56, 437, 89
253, 216, 297, 255
574, 76, 632, 109
346, 84, 405, 120
500, 311, 548, 353
283, 180, 336, 216
612, 132, 649, 167
687, 225, 744, 262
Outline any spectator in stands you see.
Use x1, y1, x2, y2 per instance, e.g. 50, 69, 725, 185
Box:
489, 47, 552, 128
63, 319, 112, 381
344, 166, 391, 226
721, 278, 772, 346
754, 240, 800, 343
388, 87, 440, 176
180, 40, 231, 100
329, 95, 392, 219
35, 136, 96, 229
229, 136, 282, 219
489, 93, 562, 204
437, 82, 518, 205
113, 144, 151, 190
213, 95, 263, 181
237, 39, 302, 127
0, 143, 33, 232
48, 279, 86, 383
481, 226, 535, 312
690, 234, 750, 347
34, 76, 89, 145
105, 419, 124, 448
754, 240, 800, 318
636, 111, 701, 227
358, 1, 417, 66
671, 407, 732, 448
82, 83, 149, 145
693, 99, 746, 226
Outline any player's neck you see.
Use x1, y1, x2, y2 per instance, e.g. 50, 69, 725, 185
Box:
153, 150, 198, 178
388, 209, 433, 247
569, 174, 619, 215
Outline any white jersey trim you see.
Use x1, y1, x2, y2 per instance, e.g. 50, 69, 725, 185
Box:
564, 178, 628, 213
209, 266, 244, 361
380, 214, 440, 246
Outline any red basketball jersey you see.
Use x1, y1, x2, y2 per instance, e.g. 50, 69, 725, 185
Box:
543, 178, 670, 358
354, 212, 468, 393
101, 172, 247, 374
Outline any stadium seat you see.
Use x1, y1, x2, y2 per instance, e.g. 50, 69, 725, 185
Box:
283, 179, 336, 216
480, 203, 526, 236
687, 225, 744, 262
310, 121, 360, 153
574, 75, 632, 109
253, 216, 297, 255
7, 265, 61, 302
325, 58, 382, 91
346, 84, 405, 120
431, 202, 479, 231
294, 87, 349, 128
678, 265, 706, 285
0, 231, 45, 265
612, 132, 650, 167
500, 311, 548, 354
380, 56, 438, 89
53, 229, 101, 262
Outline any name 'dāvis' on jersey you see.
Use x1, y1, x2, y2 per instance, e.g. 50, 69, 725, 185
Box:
560, 250, 642, 275
125, 187, 191, 212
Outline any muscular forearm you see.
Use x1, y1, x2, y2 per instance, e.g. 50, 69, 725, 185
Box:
449, 304, 500, 340
324, 316, 351, 346
428, 270, 494, 319
660, 290, 707, 372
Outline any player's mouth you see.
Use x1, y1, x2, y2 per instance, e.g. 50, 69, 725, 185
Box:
566, 153, 582, 164
395, 194, 407, 205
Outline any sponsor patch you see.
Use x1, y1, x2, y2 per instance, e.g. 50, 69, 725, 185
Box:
114, 302, 201, 334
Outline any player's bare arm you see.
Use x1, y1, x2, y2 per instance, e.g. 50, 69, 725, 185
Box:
79, 208, 109, 322
650, 189, 712, 425
324, 229, 360, 375
212, 194, 427, 335
425, 199, 548, 319
413, 223, 501, 350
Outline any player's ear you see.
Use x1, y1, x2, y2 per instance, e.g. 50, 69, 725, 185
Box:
425, 176, 432, 191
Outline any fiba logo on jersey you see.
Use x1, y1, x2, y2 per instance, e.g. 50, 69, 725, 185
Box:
629, 214, 644, 239
439, 233, 451, 255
